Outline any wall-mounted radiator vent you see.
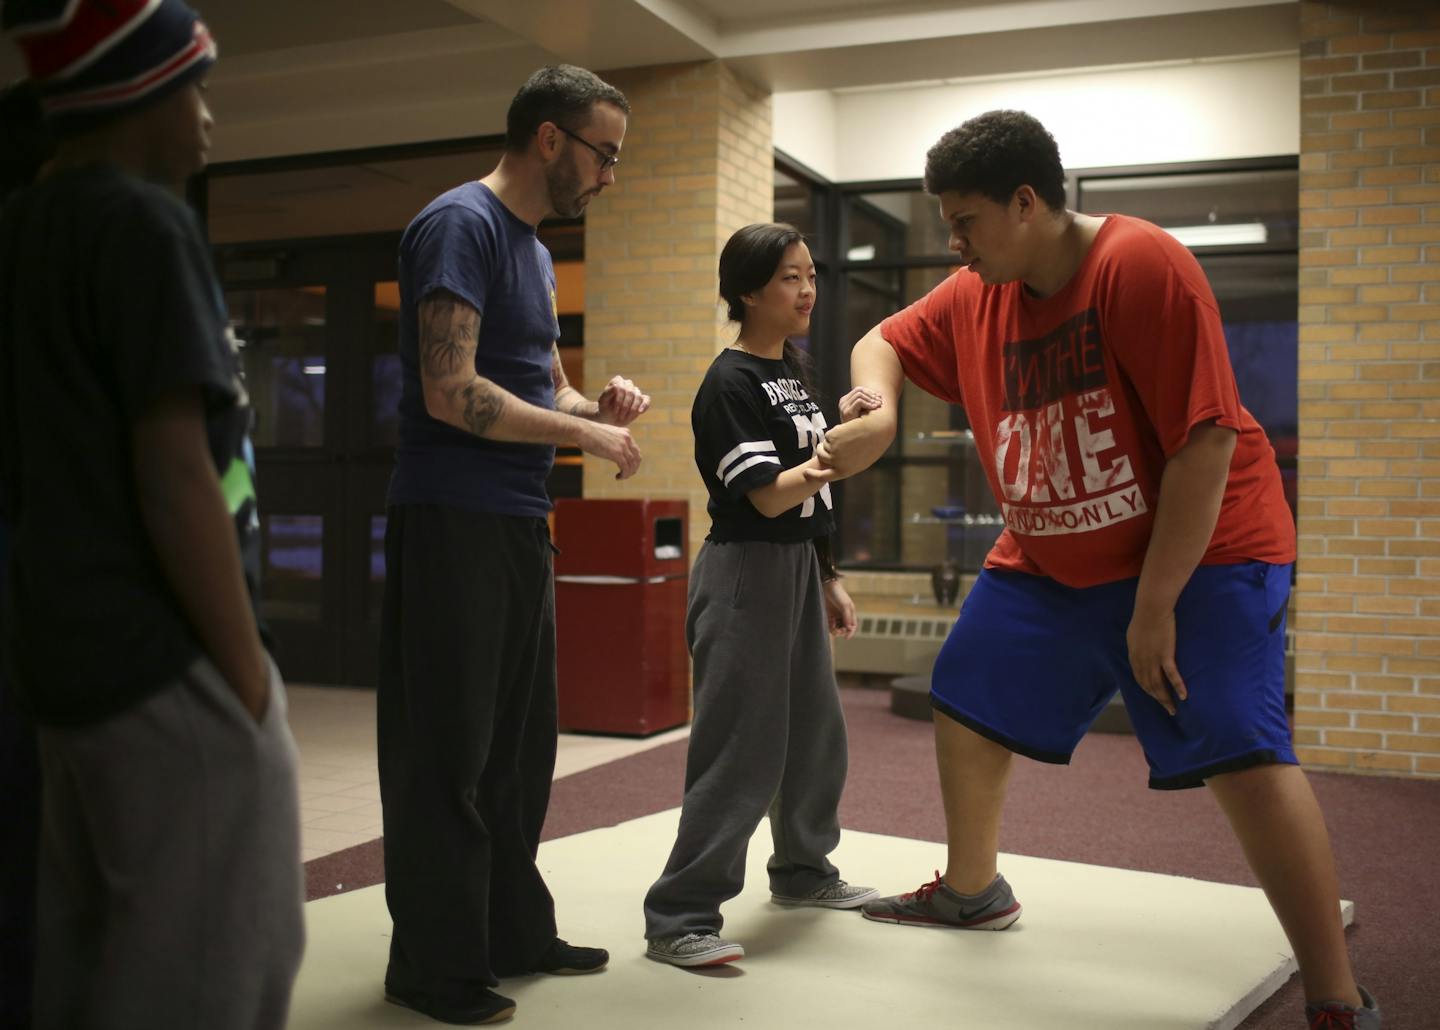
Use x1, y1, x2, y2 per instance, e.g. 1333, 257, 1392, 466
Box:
833, 613, 956, 676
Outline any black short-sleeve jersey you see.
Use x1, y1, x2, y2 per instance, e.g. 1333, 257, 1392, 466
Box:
692, 349, 834, 543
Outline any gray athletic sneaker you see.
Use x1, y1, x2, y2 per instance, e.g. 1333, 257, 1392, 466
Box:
1306, 984, 1382, 1029
772, 879, 879, 909
645, 932, 744, 967
861, 870, 1022, 929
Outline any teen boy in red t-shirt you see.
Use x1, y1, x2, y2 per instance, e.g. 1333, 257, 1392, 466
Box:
821, 110, 1378, 1030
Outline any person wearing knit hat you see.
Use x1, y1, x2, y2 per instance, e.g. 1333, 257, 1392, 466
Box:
5, 0, 216, 130
0, 3, 305, 1028
3, 0, 219, 176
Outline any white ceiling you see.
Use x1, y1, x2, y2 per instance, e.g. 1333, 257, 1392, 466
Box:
1, 0, 1299, 98
0, 0, 1298, 162
690, 0, 929, 22
459, 0, 1298, 91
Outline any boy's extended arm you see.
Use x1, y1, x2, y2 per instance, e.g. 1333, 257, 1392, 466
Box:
133, 389, 270, 720
816, 325, 904, 476
748, 328, 904, 515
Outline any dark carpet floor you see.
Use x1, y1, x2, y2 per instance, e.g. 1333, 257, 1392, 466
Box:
305, 686, 1440, 1030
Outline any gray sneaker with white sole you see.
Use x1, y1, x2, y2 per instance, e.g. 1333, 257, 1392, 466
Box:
772, 879, 879, 909
645, 932, 744, 967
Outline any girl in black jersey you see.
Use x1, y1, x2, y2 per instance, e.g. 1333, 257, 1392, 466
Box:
643, 223, 882, 967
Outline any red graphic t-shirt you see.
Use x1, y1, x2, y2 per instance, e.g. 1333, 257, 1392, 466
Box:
880, 214, 1296, 588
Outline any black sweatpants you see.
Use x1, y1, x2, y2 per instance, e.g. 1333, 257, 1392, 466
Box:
378, 504, 559, 1001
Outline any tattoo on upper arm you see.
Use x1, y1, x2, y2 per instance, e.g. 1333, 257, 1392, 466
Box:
419, 293, 478, 380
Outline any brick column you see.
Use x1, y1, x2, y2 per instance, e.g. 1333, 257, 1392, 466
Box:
1294, 2, 1440, 777
581, 62, 773, 558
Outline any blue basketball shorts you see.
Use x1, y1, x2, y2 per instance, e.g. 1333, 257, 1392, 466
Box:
929, 562, 1296, 790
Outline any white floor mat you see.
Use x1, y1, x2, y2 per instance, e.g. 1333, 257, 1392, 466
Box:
289, 808, 1351, 1029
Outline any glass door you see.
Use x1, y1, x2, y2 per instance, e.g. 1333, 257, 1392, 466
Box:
219, 235, 401, 686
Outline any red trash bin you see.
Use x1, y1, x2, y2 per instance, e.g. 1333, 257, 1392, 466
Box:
553, 498, 689, 736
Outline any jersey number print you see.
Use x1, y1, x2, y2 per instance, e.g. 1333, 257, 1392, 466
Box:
762, 376, 832, 520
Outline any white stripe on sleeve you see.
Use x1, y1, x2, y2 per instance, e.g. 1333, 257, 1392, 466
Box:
722, 453, 781, 487
716, 440, 777, 481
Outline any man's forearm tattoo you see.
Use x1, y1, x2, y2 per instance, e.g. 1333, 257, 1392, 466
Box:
420, 295, 477, 378
550, 343, 568, 393
459, 381, 503, 435
550, 345, 593, 418
557, 389, 590, 418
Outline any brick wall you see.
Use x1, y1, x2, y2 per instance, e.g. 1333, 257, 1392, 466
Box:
1294, 1, 1440, 777
581, 62, 773, 559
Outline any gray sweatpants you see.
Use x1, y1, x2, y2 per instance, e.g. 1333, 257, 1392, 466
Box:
644, 539, 849, 939
33, 656, 305, 1030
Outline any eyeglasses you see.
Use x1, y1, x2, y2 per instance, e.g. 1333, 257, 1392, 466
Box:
557, 126, 619, 172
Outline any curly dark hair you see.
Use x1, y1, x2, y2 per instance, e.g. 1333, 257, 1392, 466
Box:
922, 110, 1066, 210
504, 65, 629, 152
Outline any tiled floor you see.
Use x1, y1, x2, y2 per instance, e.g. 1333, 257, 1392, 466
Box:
286, 684, 689, 863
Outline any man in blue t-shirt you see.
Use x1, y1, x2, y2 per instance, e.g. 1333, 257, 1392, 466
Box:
378, 65, 650, 1026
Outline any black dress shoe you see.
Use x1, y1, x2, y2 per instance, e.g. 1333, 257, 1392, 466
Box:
384, 983, 516, 1024
531, 937, 609, 975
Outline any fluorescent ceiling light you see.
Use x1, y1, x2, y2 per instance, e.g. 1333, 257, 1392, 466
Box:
303, 364, 326, 375
846, 244, 876, 261
1163, 222, 1268, 247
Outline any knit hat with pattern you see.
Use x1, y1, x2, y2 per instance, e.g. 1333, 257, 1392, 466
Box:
3, 0, 215, 133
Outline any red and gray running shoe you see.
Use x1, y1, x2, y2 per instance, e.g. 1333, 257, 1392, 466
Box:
1307, 985, 1382, 1029
860, 870, 1022, 930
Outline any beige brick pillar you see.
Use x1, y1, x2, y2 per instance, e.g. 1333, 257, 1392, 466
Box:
1294, 2, 1440, 777
581, 61, 773, 559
